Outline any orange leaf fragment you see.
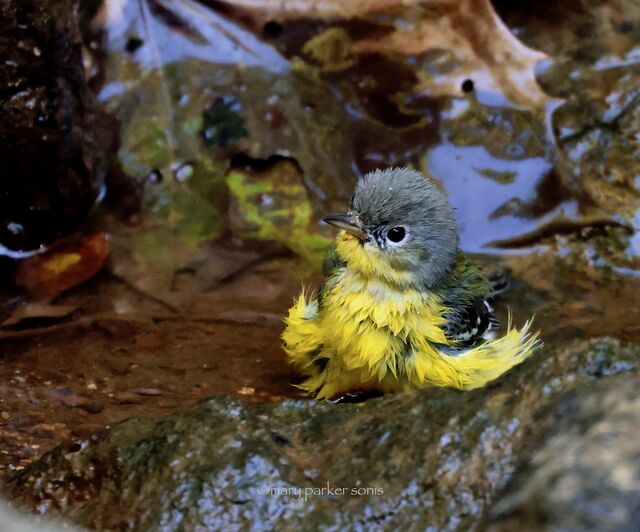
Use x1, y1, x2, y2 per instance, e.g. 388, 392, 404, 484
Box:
15, 232, 110, 300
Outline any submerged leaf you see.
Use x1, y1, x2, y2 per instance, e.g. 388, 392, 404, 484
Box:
226, 0, 557, 111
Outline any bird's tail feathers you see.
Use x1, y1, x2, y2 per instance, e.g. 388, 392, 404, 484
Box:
442, 315, 540, 390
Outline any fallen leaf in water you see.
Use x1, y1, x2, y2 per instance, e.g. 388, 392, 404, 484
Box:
15, 232, 110, 300
226, 0, 555, 110
1, 303, 78, 327
90, 0, 358, 247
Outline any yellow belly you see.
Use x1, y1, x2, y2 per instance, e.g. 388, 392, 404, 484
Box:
282, 270, 538, 399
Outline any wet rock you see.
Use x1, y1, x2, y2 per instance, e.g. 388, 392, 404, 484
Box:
2, 337, 640, 530
0, 0, 119, 253
487, 373, 640, 531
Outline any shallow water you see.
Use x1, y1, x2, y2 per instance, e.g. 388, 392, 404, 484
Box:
1, 0, 639, 474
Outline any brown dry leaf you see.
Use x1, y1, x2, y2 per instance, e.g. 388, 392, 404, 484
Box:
15, 232, 110, 300
227, 0, 554, 111
2, 303, 78, 327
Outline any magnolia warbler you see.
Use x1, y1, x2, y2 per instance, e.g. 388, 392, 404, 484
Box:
283, 168, 539, 399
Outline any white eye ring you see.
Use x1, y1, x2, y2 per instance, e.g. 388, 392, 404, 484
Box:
386, 226, 409, 246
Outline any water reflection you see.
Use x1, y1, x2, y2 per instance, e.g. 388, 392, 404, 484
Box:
96, 0, 288, 75
426, 144, 564, 252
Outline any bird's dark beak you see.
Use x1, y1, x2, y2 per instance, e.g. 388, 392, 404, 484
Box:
321, 213, 368, 241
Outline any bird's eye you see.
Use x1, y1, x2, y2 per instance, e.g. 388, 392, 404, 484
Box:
386, 226, 407, 244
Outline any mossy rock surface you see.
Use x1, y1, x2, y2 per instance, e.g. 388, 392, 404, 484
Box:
4, 338, 640, 530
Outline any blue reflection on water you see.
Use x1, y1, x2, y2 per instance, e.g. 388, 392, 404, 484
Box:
426, 144, 575, 253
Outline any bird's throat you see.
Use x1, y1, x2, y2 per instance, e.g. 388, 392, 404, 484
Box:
335, 232, 415, 288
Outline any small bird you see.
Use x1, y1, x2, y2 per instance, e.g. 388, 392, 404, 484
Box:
282, 167, 539, 399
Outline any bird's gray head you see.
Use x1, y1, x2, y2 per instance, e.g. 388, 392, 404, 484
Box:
323, 167, 459, 288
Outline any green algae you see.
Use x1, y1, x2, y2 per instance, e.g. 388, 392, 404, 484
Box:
226, 161, 331, 264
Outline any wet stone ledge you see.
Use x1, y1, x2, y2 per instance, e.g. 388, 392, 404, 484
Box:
2, 337, 640, 530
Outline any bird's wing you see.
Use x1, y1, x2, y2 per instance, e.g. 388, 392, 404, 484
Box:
437, 253, 500, 349
318, 243, 346, 309
322, 243, 346, 277
441, 298, 500, 348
